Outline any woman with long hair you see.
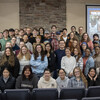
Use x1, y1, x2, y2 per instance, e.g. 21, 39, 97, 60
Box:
67, 67, 88, 88
86, 67, 98, 87
30, 44, 48, 78
66, 32, 78, 48
73, 47, 83, 71
0, 47, 20, 78
39, 27, 45, 43
17, 45, 31, 75
80, 42, 88, 57
45, 43, 56, 72
80, 32, 93, 51
16, 65, 38, 91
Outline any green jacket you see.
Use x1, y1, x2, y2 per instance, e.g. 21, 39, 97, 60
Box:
0, 37, 11, 51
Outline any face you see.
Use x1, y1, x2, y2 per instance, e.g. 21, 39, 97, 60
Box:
59, 41, 65, 49
23, 35, 28, 42
44, 71, 51, 80
51, 26, 57, 33
36, 45, 42, 53
3, 69, 10, 78
71, 27, 76, 32
74, 48, 78, 55
26, 28, 31, 34
3, 31, 8, 38
74, 69, 80, 78
39, 29, 44, 34
32, 30, 38, 36
36, 37, 41, 43
59, 69, 66, 80
94, 36, 99, 41
22, 47, 27, 55
19, 42, 25, 48
46, 44, 51, 51
89, 69, 96, 77
70, 32, 74, 39
82, 44, 87, 50
95, 47, 100, 54
15, 29, 19, 35
24, 68, 31, 77
6, 48, 11, 56
65, 49, 71, 57
73, 40, 78, 47
83, 33, 88, 40
9, 31, 15, 37
85, 49, 90, 57
6, 42, 12, 48
19, 30, 24, 36
63, 30, 67, 35
44, 33, 49, 38
78, 28, 83, 34
11, 37, 16, 44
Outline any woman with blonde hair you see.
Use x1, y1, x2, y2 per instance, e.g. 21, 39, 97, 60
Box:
17, 45, 31, 75
67, 67, 88, 88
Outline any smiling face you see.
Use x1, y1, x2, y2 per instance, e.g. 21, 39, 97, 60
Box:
24, 68, 31, 78
45, 44, 51, 52
44, 70, 51, 81
74, 48, 78, 55
3, 69, 10, 78
5, 48, 11, 56
36, 45, 42, 53
59, 69, 66, 80
74, 68, 80, 78
89, 69, 96, 78
65, 48, 71, 57
95, 46, 100, 55
22, 46, 28, 55
85, 49, 90, 57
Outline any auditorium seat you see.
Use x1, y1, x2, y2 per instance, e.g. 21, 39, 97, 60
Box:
82, 97, 100, 100
4, 89, 30, 100
32, 88, 58, 100
86, 86, 100, 97
60, 88, 85, 100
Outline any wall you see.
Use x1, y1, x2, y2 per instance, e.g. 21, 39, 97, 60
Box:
66, 0, 100, 33
20, 0, 66, 31
0, 0, 19, 32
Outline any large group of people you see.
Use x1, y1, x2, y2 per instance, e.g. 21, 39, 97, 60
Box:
0, 25, 100, 92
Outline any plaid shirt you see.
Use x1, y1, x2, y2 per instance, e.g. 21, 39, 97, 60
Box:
67, 77, 85, 88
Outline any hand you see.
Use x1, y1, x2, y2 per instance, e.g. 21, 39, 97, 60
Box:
94, 74, 97, 81
88, 74, 93, 80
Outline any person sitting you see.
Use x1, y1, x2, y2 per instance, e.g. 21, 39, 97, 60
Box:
56, 68, 69, 92
0, 67, 15, 92
67, 67, 88, 88
38, 68, 57, 88
16, 65, 38, 91
86, 67, 98, 87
